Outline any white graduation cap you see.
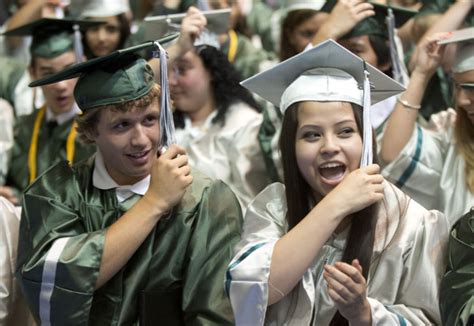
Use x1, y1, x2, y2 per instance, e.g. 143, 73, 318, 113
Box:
144, 8, 231, 48
438, 27, 474, 74
284, 0, 326, 12
241, 39, 405, 167
70, 0, 130, 18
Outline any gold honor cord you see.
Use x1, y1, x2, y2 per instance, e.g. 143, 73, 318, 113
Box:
28, 107, 78, 184
227, 29, 238, 63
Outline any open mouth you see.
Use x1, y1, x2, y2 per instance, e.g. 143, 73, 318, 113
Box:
318, 162, 346, 184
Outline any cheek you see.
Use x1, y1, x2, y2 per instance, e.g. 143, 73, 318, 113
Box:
295, 141, 316, 178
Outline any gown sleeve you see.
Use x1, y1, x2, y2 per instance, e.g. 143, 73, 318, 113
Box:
182, 180, 243, 325
226, 183, 287, 326
16, 163, 105, 325
381, 109, 455, 207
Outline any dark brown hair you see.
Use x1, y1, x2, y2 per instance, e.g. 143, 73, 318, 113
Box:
454, 101, 474, 193
279, 102, 378, 325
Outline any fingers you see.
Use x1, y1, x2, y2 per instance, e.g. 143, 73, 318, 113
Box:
324, 262, 367, 302
361, 164, 380, 175
161, 144, 187, 159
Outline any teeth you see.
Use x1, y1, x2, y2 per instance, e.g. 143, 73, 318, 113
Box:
320, 162, 343, 169
129, 152, 146, 158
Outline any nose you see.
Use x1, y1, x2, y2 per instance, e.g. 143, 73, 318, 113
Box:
169, 67, 178, 86
457, 88, 473, 108
130, 125, 148, 147
320, 135, 340, 157
97, 27, 107, 41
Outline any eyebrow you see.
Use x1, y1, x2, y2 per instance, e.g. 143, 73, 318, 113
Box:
298, 119, 356, 129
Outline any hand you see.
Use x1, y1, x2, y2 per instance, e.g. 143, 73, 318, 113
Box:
144, 144, 193, 215
321, 0, 375, 40
0, 186, 19, 206
411, 33, 449, 78
176, 7, 207, 55
324, 260, 372, 325
323, 164, 384, 217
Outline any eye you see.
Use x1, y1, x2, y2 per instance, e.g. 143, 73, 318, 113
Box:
113, 121, 129, 130
302, 131, 320, 141
339, 127, 355, 137
106, 26, 119, 34
143, 115, 158, 126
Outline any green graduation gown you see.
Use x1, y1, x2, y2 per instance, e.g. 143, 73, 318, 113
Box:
6, 107, 95, 195
16, 157, 242, 325
440, 208, 474, 326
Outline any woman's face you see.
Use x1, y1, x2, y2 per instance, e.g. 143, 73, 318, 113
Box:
295, 101, 362, 198
169, 50, 214, 120
454, 70, 474, 125
288, 12, 328, 54
85, 16, 121, 57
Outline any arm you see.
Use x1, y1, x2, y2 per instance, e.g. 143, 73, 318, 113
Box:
96, 144, 192, 288
311, 0, 374, 46
267, 164, 384, 305
183, 180, 243, 325
5, 0, 62, 52
380, 34, 446, 164
148, 6, 206, 78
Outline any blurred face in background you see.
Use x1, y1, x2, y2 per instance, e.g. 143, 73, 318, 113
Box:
85, 16, 121, 57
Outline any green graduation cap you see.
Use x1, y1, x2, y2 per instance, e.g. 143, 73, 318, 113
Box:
2, 18, 104, 61
143, 8, 231, 47
30, 33, 180, 147
241, 39, 404, 167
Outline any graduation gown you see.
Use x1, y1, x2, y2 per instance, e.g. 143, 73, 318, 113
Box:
0, 197, 36, 326
6, 107, 95, 194
226, 182, 449, 325
440, 208, 474, 326
16, 157, 242, 325
175, 102, 272, 211
382, 108, 474, 225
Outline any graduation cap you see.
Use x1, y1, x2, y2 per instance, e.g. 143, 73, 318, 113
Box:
322, 1, 416, 39
438, 27, 474, 75
2, 18, 104, 62
241, 39, 404, 167
284, 0, 326, 12
144, 9, 231, 48
30, 33, 180, 148
69, 0, 130, 18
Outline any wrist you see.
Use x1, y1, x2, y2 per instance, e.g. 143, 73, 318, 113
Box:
140, 194, 170, 220
349, 300, 372, 326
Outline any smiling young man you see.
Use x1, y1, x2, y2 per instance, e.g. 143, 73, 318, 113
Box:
0, 18, 99, 204
16, 40, 242, 325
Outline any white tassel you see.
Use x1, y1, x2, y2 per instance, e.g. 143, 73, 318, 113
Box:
361, 67, 372, 167
153, 42, 176, 149
73, 24, 84, 64
386, 8, 408, 86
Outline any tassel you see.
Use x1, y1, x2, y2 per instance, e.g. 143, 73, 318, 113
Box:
360, 65, 373, 167
153, 41, 176, 149
73, 24, 84, 64
386, 8, 408, 86
196, 0, 209, 11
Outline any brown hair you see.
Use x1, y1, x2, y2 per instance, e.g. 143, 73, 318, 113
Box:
279, 102, 378, 325
279, 9, 318, 62
76, 84, 161, 144
454, 105, 474, 193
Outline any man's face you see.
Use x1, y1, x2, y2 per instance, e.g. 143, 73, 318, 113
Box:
29, 51, 77, 115
93, 100, 161, 185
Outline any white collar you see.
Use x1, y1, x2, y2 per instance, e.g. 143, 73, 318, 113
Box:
92, 151, 150, 203
182, 110, 217, 137
45, 103, 81, 125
